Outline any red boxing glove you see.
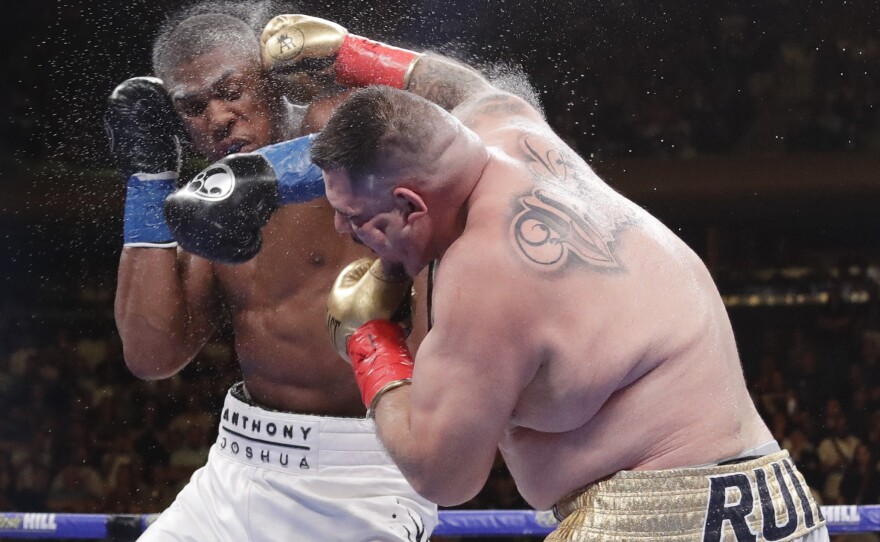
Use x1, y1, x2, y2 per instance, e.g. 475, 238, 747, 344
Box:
336, 35, 422, 89
347, 319, 414, 412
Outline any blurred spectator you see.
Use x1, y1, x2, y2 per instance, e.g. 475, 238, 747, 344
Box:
104, 455, 152, 514
783, 425, 824, 498
13, 458, 52, 511
46, 446, 105, 513
840, 443, 880, 505
818, 400, 863, 504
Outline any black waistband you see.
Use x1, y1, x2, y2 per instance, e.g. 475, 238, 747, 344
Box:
230, 382, 286, 412
716, 454, 762, 466
229, 382, 368, 420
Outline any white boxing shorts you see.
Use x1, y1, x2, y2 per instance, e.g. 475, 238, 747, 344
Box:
139, 383, 438, 542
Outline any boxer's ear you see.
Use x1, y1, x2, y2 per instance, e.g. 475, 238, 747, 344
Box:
392, 187, 426, 225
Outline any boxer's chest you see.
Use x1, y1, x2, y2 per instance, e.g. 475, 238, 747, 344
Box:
214, 203, 370, 305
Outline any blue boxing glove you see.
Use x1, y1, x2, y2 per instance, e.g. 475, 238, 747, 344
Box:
104, 77, 183, 248
164, 135, 325, 264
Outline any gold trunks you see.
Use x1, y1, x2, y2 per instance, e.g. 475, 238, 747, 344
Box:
548, 451, 824, 542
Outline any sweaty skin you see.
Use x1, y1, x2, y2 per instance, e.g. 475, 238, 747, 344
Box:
114, 47, 427, 415
326, 57, 773, 506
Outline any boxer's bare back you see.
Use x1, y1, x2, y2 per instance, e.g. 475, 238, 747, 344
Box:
424, 94, 774, 508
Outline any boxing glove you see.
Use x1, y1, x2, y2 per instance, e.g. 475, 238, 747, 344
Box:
327, 258, 415, 411
260, 14, 422, 90
104, 77, 183, 247
163, 135, 325, 264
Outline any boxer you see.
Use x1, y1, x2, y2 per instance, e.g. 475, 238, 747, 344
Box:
106, 4, 436, 540
263, 14, 829, 541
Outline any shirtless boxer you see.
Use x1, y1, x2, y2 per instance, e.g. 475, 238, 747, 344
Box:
263, 15, 829, 541
106, 4, 436, 540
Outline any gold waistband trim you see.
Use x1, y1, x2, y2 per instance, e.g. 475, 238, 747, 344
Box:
549, 450, 825, 542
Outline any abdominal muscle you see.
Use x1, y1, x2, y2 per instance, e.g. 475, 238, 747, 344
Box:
212, 203, 372, 416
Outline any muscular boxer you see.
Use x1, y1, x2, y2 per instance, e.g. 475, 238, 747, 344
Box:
267, 15, 829, 541
107, 4, 436, 540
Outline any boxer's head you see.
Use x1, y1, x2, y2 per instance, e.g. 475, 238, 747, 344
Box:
313, 86, 487, 275
152, 3, 281, 161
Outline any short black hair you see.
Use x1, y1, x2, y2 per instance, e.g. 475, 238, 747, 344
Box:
310, 86, 440, 182
151, 1, 280, 80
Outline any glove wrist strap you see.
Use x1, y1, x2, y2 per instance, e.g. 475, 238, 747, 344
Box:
124, 173, 177, 247
347, 319, 415, 412
254, 135, 326, 205
336, 35, 422, 89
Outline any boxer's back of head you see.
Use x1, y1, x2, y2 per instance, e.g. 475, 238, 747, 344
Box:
311, 86, 450, 185
152, 1, 276, 81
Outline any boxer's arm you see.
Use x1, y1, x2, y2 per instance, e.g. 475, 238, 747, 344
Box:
371, 244, 537, 506
406, 267, 431, 351
108, 77, 220, 376
165, 136, 326, 264
409, 58, 545, 126
115, 248, 220, 379
400, 54, 491, 111
261, 15, 542, 122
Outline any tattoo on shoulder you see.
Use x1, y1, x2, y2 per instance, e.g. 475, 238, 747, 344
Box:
509, 135, 637, 272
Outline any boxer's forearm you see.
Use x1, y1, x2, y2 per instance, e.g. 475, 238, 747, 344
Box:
373, 386, 487, 506
115, 249, 214, 379
405, 53, 494, 111
261, 15, 493, 111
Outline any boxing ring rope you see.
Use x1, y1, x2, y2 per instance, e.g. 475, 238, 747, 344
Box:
0, 507, 877, 539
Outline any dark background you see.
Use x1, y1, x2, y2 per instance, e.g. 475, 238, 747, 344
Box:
1, 0, 879, 540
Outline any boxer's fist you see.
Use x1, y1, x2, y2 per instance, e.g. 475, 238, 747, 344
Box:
261, 14, 421, 91
107, 77, 183, 247
164, 154, 278, 263
164, 136, 325, 264
104, 77, 182, 179
261, 14, 348, 72
327, 258, 413, 362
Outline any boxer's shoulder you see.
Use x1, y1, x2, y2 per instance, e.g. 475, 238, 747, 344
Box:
300, 90, 356, 135
455, 91, 545, 139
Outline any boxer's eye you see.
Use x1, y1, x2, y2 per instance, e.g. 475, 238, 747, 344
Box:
218, 81, 244, 102
179, 98, 208, 118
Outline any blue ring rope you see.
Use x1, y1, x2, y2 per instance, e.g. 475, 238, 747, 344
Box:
0, 506, 876, 538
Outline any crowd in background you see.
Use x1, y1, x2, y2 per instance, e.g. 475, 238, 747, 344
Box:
1, 263, 880, 540
2, 0, 879, 165
521, 1, 880, 160
1, 0, 879, 541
